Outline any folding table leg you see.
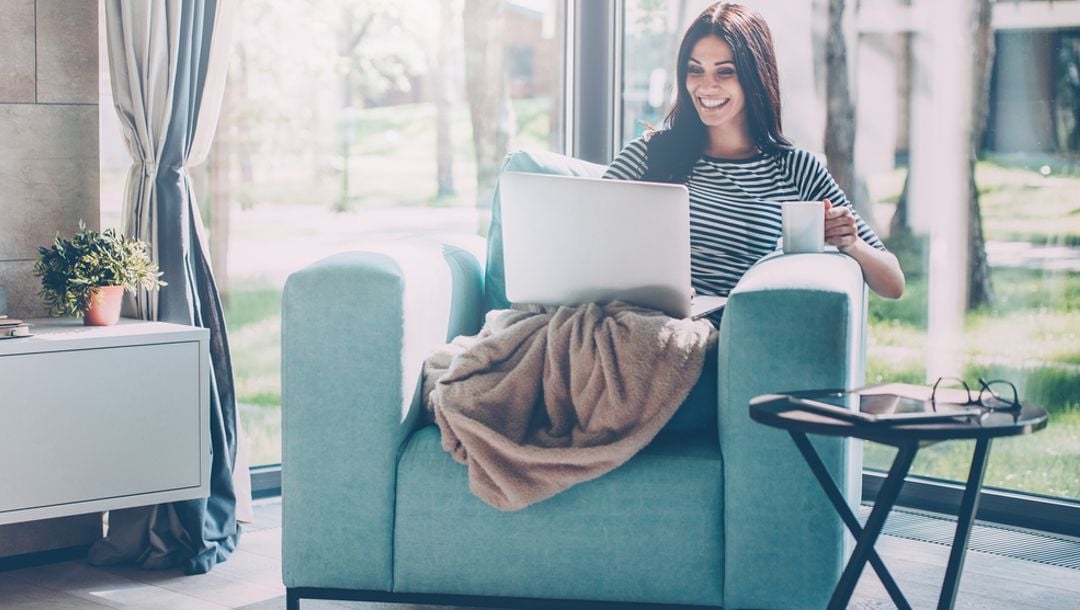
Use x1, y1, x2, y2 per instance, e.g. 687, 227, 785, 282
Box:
937, 437, 992, 610
788, 431, 912, 610
827, 440, 918, 610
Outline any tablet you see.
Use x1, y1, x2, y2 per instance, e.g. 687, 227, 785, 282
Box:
786, 391, 983, 424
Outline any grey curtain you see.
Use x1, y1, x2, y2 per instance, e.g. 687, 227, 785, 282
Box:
89, 0, 248, 575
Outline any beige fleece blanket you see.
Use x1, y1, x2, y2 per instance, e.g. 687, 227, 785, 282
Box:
422, 301, 715, 511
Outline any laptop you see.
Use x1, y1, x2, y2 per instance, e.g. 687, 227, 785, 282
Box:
498, 171, 727, 319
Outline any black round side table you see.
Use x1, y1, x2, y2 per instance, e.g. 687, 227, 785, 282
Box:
749, 393, 1048, 610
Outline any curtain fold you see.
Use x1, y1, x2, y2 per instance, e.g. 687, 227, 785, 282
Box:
91, 0, 251, 576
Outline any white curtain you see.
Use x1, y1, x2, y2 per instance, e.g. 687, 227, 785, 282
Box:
91, 0, 252, 575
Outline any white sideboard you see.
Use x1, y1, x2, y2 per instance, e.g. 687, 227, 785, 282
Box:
0, 318, 210, 525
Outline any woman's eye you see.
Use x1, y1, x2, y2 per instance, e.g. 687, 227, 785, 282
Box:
718, 68, 736, 78
688, 66, 704, 75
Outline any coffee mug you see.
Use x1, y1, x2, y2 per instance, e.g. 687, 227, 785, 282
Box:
781, 201, 825, 253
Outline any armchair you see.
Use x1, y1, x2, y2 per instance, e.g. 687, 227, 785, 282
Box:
282, 149, 867, 609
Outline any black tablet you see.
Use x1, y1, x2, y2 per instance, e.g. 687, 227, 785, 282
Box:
787, 391, 983, 424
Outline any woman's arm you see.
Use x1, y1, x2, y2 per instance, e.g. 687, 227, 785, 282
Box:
824, 199, 906, 299
604, 137, 649, 180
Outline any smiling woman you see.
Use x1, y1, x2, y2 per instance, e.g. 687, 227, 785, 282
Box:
686, 37, 753, 157
607, 2, 904, 302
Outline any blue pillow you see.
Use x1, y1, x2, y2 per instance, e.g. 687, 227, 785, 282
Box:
484, 150, 607, 312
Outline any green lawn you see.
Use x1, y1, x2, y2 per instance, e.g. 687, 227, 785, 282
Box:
862, 149, 1080, 496
978, 159, 1080, 246
864, 408, 1080, 499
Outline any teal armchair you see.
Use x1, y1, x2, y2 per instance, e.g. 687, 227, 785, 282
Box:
282, 150, 867, 609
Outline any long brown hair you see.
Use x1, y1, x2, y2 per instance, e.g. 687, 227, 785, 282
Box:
641, 2, 792, 183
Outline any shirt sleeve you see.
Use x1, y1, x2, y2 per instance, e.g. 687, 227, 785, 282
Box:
604, 137, 649, 181
785, 149, 885, 251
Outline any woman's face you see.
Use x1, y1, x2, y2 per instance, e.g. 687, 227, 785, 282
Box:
685, 35, 746, 131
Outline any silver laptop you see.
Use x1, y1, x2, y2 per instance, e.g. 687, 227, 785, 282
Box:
499, 171, 727, 319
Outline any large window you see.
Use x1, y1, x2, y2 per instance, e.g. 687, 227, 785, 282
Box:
99, 0, 1079, 511
621, 0, 1079, 507
101, 0, 567, 467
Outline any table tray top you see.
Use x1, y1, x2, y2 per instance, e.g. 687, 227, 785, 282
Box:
750, 393, 1048, 444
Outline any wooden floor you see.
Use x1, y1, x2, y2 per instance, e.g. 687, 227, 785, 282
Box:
0, 498, 1077, 609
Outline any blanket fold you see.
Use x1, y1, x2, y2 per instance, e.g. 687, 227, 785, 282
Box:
422, 301, 714, 511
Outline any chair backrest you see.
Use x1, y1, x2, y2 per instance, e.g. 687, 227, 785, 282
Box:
484, 150, 607, 312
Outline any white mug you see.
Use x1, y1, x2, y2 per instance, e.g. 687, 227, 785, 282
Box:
781, 201, 825, 253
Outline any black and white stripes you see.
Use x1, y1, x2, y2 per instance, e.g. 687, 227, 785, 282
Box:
604, 136, 884, 297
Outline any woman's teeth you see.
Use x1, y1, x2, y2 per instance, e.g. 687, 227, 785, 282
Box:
700, 98, 727, 108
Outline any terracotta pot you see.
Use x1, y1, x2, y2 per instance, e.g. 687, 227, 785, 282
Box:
83, 285, 125, 326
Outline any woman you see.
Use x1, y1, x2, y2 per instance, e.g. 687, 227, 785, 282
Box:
605, 2, 905, 300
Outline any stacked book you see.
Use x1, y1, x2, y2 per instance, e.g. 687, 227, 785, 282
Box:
0, 316, 32, 338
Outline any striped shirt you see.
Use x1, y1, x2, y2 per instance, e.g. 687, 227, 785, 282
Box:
604, 136, 885, 297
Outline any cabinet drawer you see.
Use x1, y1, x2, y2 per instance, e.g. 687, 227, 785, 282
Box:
0, 341, 204, 515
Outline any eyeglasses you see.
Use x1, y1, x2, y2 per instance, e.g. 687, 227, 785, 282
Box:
930, 377, 1022, 412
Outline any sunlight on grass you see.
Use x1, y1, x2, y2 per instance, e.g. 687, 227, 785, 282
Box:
240, 402, 282, 468
977, 162, 1080, 245
864, 409, 1080, 498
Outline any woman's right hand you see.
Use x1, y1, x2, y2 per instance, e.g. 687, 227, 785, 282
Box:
823, 198, 859, 253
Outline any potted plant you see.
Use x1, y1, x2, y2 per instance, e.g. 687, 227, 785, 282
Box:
34, 223, 166, 326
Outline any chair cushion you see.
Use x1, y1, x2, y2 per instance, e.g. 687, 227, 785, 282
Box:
392, 425, 725, 607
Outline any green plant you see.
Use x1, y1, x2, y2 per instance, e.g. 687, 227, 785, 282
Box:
34, 223, 166, 317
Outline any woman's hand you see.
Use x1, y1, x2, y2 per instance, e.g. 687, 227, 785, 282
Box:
820, 198, 906, 299
823, 198, 858, 252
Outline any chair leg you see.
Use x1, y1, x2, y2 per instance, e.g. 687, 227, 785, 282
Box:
286, 588, 300, 610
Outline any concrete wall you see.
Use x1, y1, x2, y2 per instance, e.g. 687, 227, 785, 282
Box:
0, 0, 99, 319
0, 0, 102, 557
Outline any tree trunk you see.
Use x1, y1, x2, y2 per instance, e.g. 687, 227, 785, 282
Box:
463, 0, 512, 231
889, 176, 911, 241
823, 0, 877, 229
334, 7, 368, 213
967, 0, 994, 309
434, 0, 456, 198
823, 0, 855, 195
890, 31, 913, 242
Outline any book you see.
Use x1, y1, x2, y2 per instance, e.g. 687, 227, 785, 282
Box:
0, 323, 31, 338
0, 317, 23, 327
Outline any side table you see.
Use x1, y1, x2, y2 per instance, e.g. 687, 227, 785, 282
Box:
749, 392, 1048, 610
0, 318, 210, 526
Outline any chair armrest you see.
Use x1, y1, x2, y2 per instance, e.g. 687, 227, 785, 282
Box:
717, 252, 867, 610
281, 236, 484, 591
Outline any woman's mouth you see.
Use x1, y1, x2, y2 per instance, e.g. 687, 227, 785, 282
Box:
698, 97, 729, 109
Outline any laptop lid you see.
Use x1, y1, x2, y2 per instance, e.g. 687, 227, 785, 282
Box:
499, 171, 722, 319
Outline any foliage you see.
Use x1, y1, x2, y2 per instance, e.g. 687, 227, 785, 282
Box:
865, 264, 1080, 498
34, 223, 165, 318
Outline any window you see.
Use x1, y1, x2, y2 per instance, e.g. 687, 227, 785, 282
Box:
100, 0, 567, 467
619, 0, 1080, 513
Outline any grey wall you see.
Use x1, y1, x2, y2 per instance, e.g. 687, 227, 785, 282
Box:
0, 0, 103, 556
0, 0, 99, 318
